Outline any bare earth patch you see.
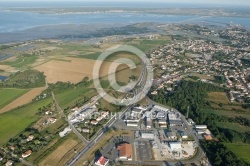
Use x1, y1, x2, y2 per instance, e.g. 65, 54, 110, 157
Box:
35, 57, 128, 83
0, 86, 47, 113
40, 139, 79, 166
0, 65, 18, 73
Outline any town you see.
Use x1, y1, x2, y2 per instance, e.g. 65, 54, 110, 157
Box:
0, 22, 249, 166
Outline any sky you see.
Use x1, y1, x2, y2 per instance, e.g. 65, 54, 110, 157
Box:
0, 0, 249, 6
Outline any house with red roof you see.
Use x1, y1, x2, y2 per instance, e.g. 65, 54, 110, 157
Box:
94, 156, 109, 166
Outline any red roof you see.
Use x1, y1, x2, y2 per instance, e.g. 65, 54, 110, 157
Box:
117, 143, 132, 158
99, 156, 105, 165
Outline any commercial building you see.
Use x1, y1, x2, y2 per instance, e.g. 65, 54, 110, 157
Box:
180, 131, 188, 139
141, 131, 154, 139
125, 115, 140, 123
168, 112, 183, 126
169, 120, 183, 127
169, 142, 182, 150
157, 111, 166, 119
126, 122, 138, 127
165, 131, 177, 140
158, 119, 167, 127
117, 143, 132, 160
168, 112, 181, 121
195, 125, 207, 129
131, 108, 143, 118
153, 105, 169, 112
146, 118, 153, 129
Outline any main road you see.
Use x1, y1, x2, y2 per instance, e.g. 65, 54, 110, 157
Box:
66, 62, 149, 166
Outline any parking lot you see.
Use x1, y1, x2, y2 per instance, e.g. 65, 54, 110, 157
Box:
135, 140, 153, 161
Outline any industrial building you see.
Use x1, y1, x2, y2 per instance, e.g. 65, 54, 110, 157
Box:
165, 131, 177, 140
146, 118, 153, 129
131, 108, 143, 118
157, 111, 166, 119
168, 112, 181, 121
126, 122, 139, 127
158, 119, 167, 127
153, 105, 169, 112
180, 131, 188, 139
117, 143, 132, 160
169, 120, 183, 127
141, 131, 154, 139
125, 115, 140, 123
195, 125, 207, 129
169, 142, 182, 150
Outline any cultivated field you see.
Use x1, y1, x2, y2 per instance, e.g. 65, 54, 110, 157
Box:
40, 139, 80, 166
0, 88, 29, 110
207, 92, 229, 104
35, 57, 129, 83
0, 86, 47, 114
0, 64, 17, 73
224, 143, 250, 164
216, 122, 250, 133
0, 97, 52, 146
192, 73, 215, 80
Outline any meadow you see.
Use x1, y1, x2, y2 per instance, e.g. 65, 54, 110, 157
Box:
0, 97, 52, 146
0, 88, 28, 110
224, 143, 250, 164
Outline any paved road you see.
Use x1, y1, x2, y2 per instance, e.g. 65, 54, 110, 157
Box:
52, 92, 89, 144
66, 60, 206, 166
145, 96, 206, 164
66, 62, 148, 166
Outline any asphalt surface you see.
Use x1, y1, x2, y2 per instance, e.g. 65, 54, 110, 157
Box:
52, 92, 89, 144
66, 62, 148, 165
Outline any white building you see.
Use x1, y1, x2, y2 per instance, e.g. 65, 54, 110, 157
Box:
180, 131, 188, 139
188, 118, 195, 125
59, 126, 72, 137
153, 105, 169, 112
141, 132, 154, 139
95, 156, 109, 166
169, 142, 182, 150
195, 125, 207, 129
146, 118, 153, 129
126, 122, 138, 127
168, 112, 181, 121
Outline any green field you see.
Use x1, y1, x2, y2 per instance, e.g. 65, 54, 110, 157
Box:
0, 88, 29, 109
201, 109, 250, 120
216, 122, 250, 133
224, 143, 250, 164
0, 55, 37, 68
55, 87, 97, 109
77, 52, 102, 60
0, 97, 52, 146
